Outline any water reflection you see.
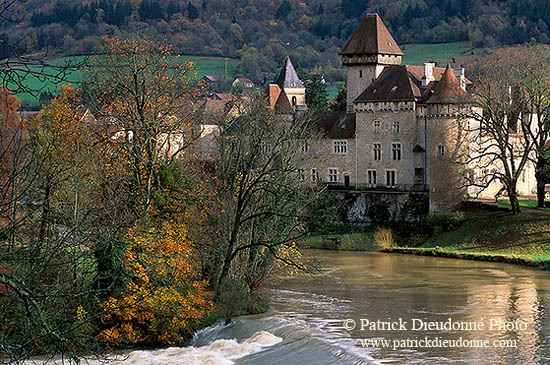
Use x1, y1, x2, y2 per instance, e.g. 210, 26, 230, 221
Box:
265, 251, 549, 364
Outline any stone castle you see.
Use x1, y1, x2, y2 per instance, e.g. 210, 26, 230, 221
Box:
264, 13, 537, 215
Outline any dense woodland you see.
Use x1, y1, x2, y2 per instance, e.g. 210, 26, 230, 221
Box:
2, 0, 550, 82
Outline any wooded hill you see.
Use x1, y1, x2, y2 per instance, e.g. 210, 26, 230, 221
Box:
2, 0, 550, 81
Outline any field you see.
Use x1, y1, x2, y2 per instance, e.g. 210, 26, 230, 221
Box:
10, 55, 238, 106
11, 42, 479, 106
401, 41, 477, 66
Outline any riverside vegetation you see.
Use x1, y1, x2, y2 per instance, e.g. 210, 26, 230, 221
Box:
0, 37, 319, 363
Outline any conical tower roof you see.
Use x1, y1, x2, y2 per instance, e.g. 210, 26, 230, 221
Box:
426, 66, 474, 104
340, 13, 403, 56
276, 56, 304, 89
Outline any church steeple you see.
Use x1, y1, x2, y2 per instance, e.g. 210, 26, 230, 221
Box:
276, 56, 304, 89
341, 13, 403, 112
274, 56, 306, 109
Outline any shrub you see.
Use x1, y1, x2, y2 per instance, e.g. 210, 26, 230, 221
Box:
98, 221, 213, 345
216, 277, 252, 319
339, 233, 374, 251
368, 200, 391, 226
373, 227, 394, 250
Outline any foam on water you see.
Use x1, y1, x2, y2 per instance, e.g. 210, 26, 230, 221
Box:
121, 331, 282, 365
25, 331, 282, 365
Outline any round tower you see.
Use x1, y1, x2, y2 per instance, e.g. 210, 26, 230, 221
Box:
425, 66, 474, 212
340, 13, 403, 113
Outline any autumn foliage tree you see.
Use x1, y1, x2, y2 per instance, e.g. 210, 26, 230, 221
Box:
85, 36, 204, 223
99, 221, 213, 345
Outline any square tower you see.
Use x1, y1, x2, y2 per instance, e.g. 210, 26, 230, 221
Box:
340, 13, 403, 112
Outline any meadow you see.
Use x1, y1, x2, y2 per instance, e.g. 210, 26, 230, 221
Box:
11, 42, 477, 106
10, 55, 238, 106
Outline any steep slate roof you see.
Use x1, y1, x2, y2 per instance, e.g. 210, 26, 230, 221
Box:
355, 65, 420, 103
340, 13, 403, 56
276, 56, 305, 89
426, 66, 475, 104
312, 112, 356, 139
274, 89, 294, 113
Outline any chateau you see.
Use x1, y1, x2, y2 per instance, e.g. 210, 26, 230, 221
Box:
265, 13, 538, 214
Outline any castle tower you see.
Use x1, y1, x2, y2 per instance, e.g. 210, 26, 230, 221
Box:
425, 66, 474, 212
276, 56, 306, 109
340, 13, 403, 112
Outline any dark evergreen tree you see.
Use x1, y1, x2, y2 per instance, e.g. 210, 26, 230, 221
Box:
187, 3, 200, 20
276, 0, 292, 19
305, 74, 329, 112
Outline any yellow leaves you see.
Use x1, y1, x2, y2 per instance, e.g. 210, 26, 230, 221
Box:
99, 220, 213, 345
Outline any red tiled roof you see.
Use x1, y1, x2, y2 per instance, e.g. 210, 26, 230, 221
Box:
274, 89, 294, 113
406, 65, 472, 85
312, 112, 356, 139
265, 84, 282, 108
355, 65, 419, 103
341, 13, 403, 56
426, 66, 474, 104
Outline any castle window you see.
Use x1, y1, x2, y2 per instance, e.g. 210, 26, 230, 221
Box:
437, 144, 445, 158
297, 168, 306, 182
311, 168, 319, 182
328, 168, 339, 183
367, 170, 377, 187
393, 102, 399, 112
301, 144, 310, 153
386, 170, 397, 188
373, 143, 381, 161
359, 70, 363, 78
374, 103, 380, 112
392, 143, 401, 161
374, 120, 380, 133
292, 96, 297, 106
393, 121, 400, 134
333, 140, 348, 154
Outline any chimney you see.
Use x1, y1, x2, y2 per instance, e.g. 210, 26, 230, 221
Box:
454, 67, 466, 91
422, 63, 435, 87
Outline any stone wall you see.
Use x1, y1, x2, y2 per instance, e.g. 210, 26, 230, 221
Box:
328, 191, 429, 226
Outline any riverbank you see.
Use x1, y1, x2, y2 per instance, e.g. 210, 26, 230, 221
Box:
299, 209, 550, 269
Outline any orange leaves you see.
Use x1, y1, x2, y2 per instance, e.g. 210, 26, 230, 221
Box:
99, 221, 213, 345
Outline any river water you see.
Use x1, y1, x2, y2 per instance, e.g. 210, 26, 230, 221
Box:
187, 250, 550, 365
39, 250, 548, 364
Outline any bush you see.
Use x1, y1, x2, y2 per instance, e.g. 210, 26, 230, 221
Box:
373, 227, 394, 250
339, 233, 374, 251
368, 200, 391, 226
216, 277, 252, 319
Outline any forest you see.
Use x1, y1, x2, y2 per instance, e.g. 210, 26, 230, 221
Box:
2, 0, 550, 82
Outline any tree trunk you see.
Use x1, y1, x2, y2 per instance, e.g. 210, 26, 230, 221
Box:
508, 189, 521, 214
535, 158, 546, 208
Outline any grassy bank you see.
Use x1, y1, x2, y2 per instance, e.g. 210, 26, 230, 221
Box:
416, 210, 550, 266
301, 209, 550, 268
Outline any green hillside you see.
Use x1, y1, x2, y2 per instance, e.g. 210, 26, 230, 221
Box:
401, 42, 476, 66
12, 55, 239, 106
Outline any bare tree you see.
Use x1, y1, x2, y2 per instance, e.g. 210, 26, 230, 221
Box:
213, 97, 321, 289
464, 67, 534, 214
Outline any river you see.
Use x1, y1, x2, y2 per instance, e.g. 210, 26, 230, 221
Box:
186, 250, 550, 365
44, 250, 550, 364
